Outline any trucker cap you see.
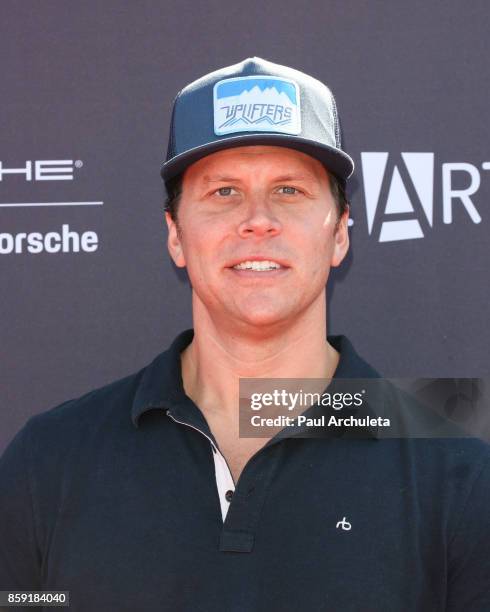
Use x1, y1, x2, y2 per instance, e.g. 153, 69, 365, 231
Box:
161, 57, 354, 185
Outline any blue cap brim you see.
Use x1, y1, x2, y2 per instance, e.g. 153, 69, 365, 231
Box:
161, 133, 354, 184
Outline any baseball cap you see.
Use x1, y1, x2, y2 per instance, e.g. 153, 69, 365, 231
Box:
161, 57, 354, 185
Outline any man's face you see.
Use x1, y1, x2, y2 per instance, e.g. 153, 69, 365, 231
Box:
165, 145, 349, 332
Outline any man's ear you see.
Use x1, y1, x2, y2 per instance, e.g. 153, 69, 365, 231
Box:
330, 207, 350, 268
165, 211, 186, 268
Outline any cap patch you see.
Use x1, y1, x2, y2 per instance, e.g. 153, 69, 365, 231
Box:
213, 76, 301, 136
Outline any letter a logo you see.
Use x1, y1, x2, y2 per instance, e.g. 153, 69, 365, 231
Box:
361, 153, 434, 242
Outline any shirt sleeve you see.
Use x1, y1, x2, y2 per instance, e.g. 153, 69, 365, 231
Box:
0, 422, 42, 589
446, 449, 490, 610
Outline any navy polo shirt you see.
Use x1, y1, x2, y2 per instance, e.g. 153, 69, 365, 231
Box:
1, 329, 489, 611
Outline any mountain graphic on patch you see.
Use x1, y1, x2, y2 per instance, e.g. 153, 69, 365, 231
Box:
213, 76, 301, 136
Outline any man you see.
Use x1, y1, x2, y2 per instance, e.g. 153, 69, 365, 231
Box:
1, 57, 489, 611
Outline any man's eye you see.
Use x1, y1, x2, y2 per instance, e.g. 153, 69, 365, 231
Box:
215, 187, 236, 196
278, 186, 300, 195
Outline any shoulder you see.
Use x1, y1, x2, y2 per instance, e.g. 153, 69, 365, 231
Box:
442, 437, 490, 604
382, 379, 490, 500
5, 366, 146, 466
419, 436, 490, 478
36, 368, 143, 430
0, 365, 150, 533
2, 329, 192, 465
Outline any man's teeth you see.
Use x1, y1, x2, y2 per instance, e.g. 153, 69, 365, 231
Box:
233, 260, 282, 271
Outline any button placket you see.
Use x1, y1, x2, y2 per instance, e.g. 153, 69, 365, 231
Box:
219, 445, 283, 553
211, 444, 235, 521
167, 410, 235, 521
166, 408, 284, 550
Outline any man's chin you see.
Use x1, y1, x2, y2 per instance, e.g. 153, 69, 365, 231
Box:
228, 306, 298, 334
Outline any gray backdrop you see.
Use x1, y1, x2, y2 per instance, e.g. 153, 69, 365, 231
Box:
1, 1, 489, 453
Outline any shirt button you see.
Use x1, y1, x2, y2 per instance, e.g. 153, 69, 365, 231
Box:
225, 489, 234, 502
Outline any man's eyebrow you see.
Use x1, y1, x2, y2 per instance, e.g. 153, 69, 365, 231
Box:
272, 174, 318, 182
202, 173, 318, 183
202, 175, 241, 183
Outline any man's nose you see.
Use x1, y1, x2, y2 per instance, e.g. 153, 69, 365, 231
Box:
236, 195, 282, 238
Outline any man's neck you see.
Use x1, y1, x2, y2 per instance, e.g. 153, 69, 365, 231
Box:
180, 300, 339, 423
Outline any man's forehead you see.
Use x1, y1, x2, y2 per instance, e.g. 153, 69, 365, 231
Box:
183, 145, 330, 183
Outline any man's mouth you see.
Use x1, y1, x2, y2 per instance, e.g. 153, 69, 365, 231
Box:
232, 260, 282, 272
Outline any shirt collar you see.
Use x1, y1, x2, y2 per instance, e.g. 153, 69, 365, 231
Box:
131, 329, 194, 427
131, 328, 382, 438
